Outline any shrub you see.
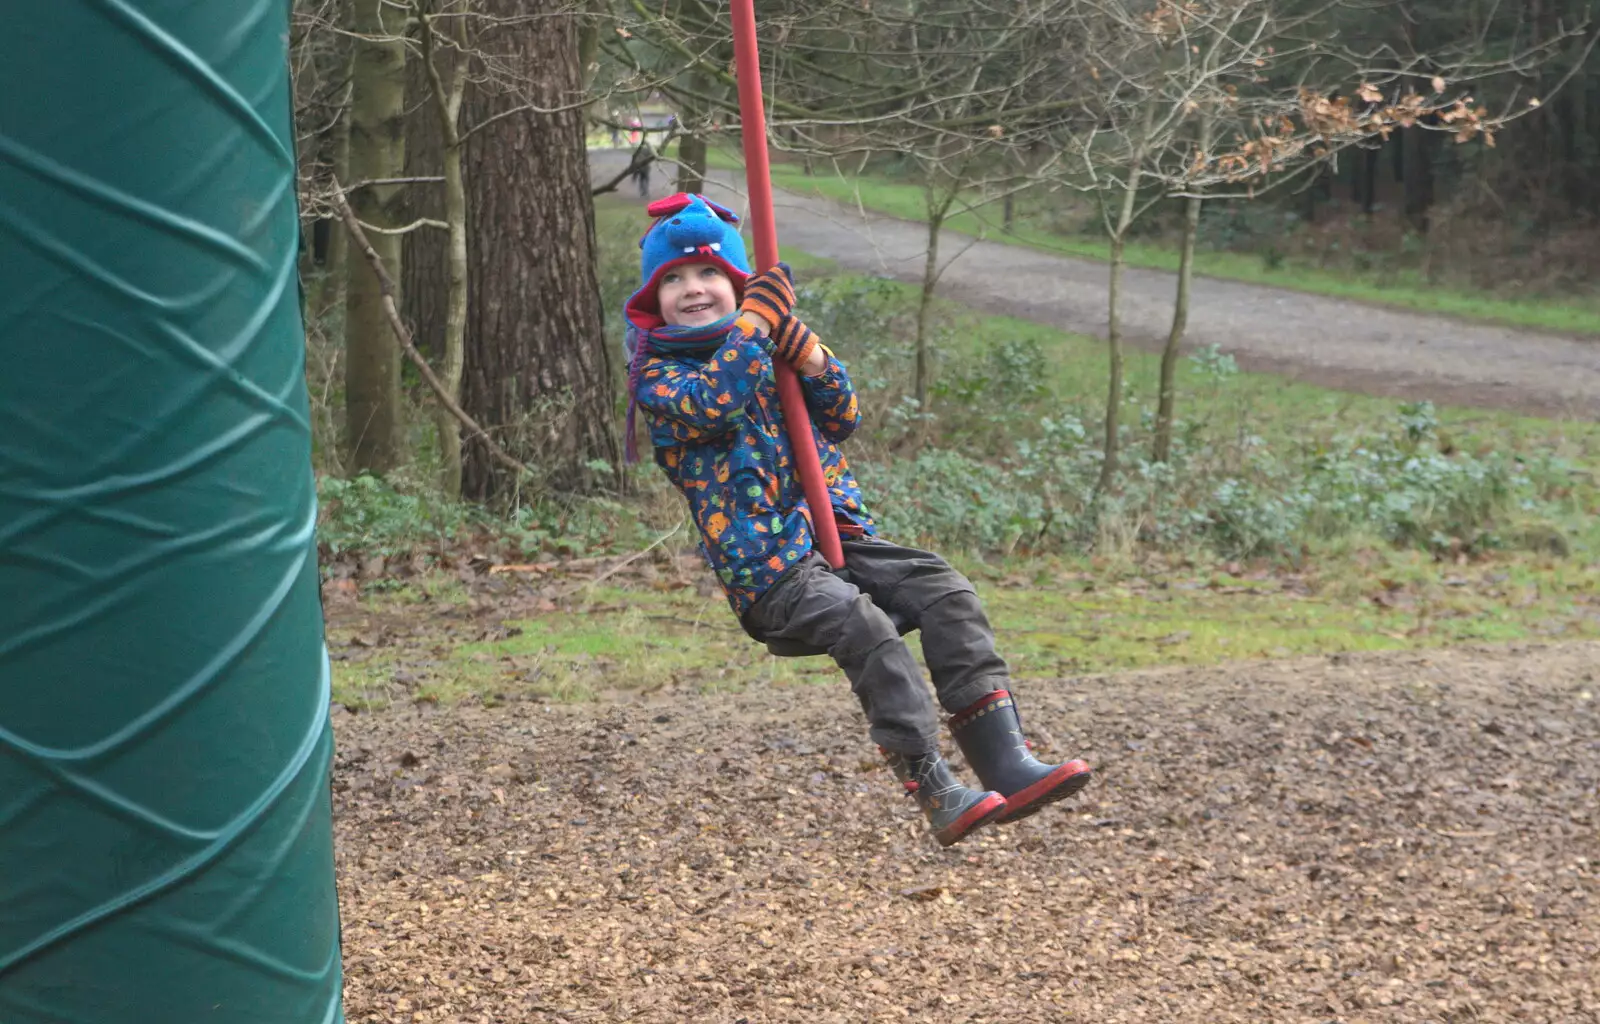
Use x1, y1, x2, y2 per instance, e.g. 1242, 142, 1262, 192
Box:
793, 280, 1557, 563
857, 449, 1044, 554
1297, 409, 1516, 552
318, 474, 478, 561
318, 472, 652, 570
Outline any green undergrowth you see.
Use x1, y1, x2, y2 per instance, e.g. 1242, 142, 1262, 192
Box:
317, 472, 655, 567
788, 271, 1600, 565
703, 146, 1600, 336
318, 214, 1600, 575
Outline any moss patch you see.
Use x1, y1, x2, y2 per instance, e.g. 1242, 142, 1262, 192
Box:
329, 551, 1600, 709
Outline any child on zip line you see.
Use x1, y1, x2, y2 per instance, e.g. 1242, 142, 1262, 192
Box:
622, 193, 1092, 846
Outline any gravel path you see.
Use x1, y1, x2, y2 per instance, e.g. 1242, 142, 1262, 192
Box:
594, 151, 1600, 419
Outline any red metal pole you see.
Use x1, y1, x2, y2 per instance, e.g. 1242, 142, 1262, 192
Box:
729, 0, 846, 569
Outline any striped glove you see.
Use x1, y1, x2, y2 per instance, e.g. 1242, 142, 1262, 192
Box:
739, 262, 796, 331
769, 315, 820, 372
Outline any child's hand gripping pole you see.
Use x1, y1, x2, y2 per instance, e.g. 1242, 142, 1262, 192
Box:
730, 0, 846, 570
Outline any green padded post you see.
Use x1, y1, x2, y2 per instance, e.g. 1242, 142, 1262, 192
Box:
0, 3, 344, 1021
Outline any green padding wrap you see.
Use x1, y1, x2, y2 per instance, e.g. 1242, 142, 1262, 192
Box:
0, 3, 344, 1021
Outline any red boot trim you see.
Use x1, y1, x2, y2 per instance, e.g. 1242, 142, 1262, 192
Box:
933, 792, 1008, 847
948, 690, 1013, 730
996, 760, 1092, 823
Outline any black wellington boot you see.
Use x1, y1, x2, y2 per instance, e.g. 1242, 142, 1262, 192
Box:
882, 749, 1008, 847
949, 690, 1092, 823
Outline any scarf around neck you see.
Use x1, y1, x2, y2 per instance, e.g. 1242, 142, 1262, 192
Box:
623, 312, 741, 464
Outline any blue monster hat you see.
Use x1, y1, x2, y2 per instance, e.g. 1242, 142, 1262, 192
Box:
624, 193, 751, 330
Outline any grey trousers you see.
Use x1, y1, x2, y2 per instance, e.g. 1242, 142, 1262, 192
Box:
742, 538, 1009, 753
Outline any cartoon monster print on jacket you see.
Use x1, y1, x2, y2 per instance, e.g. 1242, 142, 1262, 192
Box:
632, 318, 874, 614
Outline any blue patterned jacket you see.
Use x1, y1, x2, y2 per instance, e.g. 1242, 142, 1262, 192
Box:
633, 319, 875, 615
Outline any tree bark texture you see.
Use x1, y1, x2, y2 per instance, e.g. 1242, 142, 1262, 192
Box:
461, 0, 619, 501
419, 10, 469, 499
401, 40, 450, 365
675, 77, 709, 194
343, 0, 408, 475
676, 130, 707, 195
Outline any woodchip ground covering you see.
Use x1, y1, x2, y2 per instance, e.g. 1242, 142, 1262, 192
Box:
333, 641, 1599, 1023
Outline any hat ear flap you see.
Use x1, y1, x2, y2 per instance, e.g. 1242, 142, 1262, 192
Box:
703, 198, 741, 225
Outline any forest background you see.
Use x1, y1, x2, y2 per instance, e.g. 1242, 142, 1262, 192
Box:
289, 0, 1600, 709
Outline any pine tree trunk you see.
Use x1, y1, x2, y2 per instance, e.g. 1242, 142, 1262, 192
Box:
577, 0, 605, 87
1402, 127, 1435, 233
461, 0, 619, 501
668, 69, 713, 196
675, 80, 709, 194
676, 131, 707, 195
1153, 193, 1201, 464
343, 0, 407, 475
1359, 146, 1379, 216
402, 41, 449, 365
